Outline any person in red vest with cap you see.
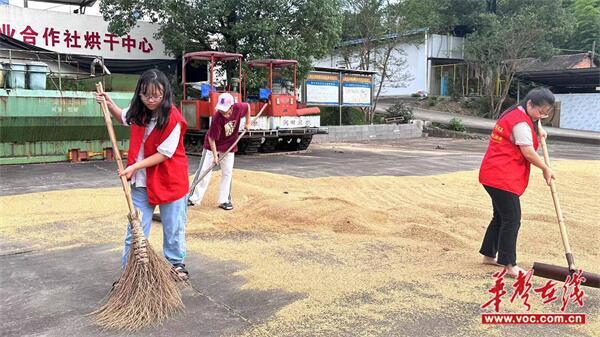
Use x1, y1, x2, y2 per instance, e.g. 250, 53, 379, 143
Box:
479, 87, 555, 277
96, 69, 190, 280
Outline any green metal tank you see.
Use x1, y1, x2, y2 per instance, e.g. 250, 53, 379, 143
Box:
0, 89, 134, 164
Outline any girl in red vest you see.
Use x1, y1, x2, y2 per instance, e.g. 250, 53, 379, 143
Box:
96, 69, 190, 279
479, 87, 555, 277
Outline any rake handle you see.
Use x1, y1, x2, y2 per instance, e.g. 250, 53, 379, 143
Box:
96, 82, 136, 215
538, 120, 575, 271
188, 103, 268, 197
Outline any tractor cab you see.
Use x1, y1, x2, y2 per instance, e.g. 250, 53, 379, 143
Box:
246, 59, 299, 117
181, 51, 244, 150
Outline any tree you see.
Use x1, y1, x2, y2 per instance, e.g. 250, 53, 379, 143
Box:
463, 0, 574, 117
563, 0, 600, 54
338, 0, 429, 124
98, 0, 343, 84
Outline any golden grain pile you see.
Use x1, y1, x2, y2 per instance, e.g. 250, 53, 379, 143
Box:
1, 160, 598, 336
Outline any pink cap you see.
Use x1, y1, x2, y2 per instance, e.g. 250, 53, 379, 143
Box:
215, 93, 235, 112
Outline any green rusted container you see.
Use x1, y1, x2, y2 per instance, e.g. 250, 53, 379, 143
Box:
0, 89, 134, 164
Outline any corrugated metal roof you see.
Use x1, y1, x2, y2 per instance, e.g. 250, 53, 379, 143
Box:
514, 53, 597, 73
337, 28, 428, 47
515, 67, 600, 90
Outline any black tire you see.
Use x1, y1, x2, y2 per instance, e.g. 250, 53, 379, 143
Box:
297, 134, 313, 151
277, 136, 301, 151
240, 138, 261, 155
237, 138, 249, 154
260, 138, 278, 153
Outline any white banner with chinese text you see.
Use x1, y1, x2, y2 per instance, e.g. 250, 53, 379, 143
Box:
0, 6, 171, 60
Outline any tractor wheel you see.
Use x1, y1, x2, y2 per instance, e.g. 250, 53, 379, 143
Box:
297, 134, 313, 151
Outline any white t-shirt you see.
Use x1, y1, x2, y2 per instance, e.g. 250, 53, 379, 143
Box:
121, 108, 181, 187
511, 106, 534, 146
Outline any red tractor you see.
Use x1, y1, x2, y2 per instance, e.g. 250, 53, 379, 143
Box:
180, 52, 320, 154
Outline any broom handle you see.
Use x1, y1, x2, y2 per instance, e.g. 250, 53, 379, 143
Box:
96, 83, 136, 214
538, 120, 576, 271
188, 103, 267, 197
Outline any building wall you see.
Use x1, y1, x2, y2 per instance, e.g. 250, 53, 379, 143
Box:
555, 93, 600, 132
314, 41, 427, 97
379, 43, 428, 96
314, 34, 464, 97
312, 122, 423, 143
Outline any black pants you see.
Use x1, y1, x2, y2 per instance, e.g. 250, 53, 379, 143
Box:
479, 185, 522, 266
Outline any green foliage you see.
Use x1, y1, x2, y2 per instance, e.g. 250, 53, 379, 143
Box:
428, 96, 438, 106
562, 0, 600, 54
448, 117, 466, 132
320, 107, 366, 125
372, 114, 386, 124
99, 0, 343, 82
399, 0, 485, 34
385, 103, 413, 124
446, 79, 463, 101
462, 0, 574, 117
338, 0, 423, 123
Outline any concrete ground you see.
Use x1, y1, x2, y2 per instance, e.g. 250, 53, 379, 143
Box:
1, 138, 598, 337
1, 138, 598, 196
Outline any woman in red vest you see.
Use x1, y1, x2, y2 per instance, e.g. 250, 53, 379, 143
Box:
96, 69, 190, 279
479, 87, 555, 277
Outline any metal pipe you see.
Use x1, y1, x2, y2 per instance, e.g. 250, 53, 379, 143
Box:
339, 71, 342, 126
466, 63, 469, 96
57, 53, 62, 91
269, 63, 272, 89
238, 58, 242, 91
210, 56, 214, 88
425, 33, 429, 94
182, 56, 187, 99
293, 63, 297, 98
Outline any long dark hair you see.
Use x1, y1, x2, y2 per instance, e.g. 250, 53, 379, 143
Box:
499, 87, 555, 119
126, 69, 173, 129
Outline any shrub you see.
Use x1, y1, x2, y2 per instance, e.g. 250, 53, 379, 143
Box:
427, 96, 438, 107
448, 117, 466, 132
385, 103, 413, 124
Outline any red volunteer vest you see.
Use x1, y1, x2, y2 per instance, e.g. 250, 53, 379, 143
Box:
127, 106, 189, 205
479, 107, 539, 196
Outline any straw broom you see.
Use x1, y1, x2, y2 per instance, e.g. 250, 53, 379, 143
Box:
90, 83, 185, 331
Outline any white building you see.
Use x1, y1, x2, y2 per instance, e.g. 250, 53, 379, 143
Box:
314, 33, 467, 97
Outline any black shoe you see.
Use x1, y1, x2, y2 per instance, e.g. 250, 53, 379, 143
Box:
218, 202, 233, 211
187, 200, 196, 207
172, 263, 189, 281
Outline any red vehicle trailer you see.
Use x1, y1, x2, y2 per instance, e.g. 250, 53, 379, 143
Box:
180, 52, 321, 154
244, 59, 320, 153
